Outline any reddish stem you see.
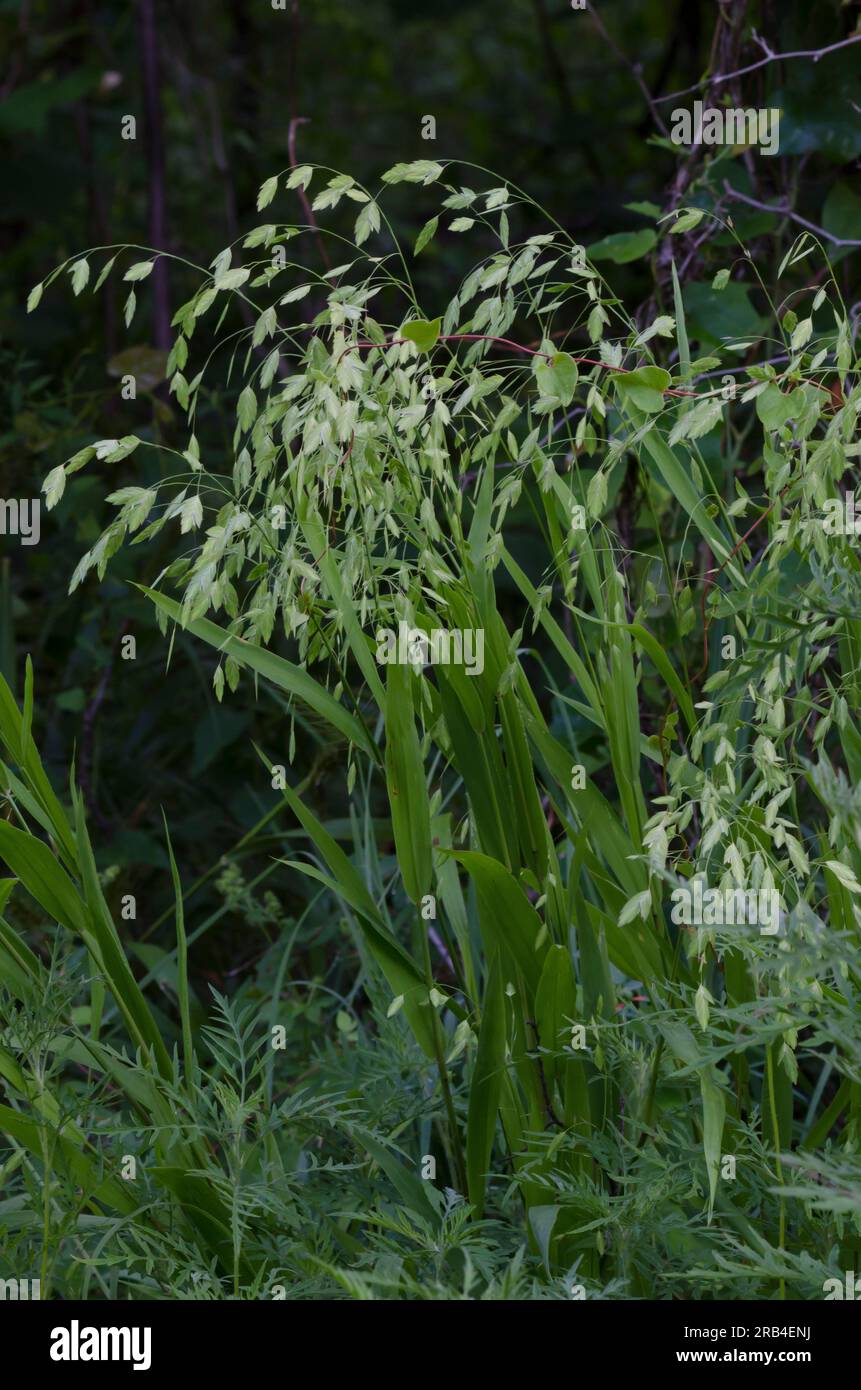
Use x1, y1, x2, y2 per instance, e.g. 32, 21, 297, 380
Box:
346, 333, 700, 397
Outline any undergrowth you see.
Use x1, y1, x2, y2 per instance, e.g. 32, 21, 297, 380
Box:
2, 160, 861, 1299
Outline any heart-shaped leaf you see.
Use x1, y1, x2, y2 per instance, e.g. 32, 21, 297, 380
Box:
401, 317, 441, 353
614, 365, 670, 414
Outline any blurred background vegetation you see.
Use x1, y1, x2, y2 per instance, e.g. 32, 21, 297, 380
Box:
2, 0, 860, 1000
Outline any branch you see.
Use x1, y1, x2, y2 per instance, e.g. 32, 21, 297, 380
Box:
347, 333, 698, 397
587, 1, 669, 137
656, 30, 861, 104
655, 0, 746, 290
722, 182, 861, 249
288, 116, 331, 271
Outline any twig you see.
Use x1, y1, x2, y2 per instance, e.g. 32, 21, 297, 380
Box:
346, 333, 699, 396
428, 925, 454, 974
722, 183, 861, 249
655, 0, 746, 292
288, 116, 331, 271
587, 1, 669, 137
656, 29, 861, 104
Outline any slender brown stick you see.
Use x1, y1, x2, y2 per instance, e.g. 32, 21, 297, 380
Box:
587, 1, 669, 137
722, 183, 861, 249
288, 116, 331, 271
656, 30, 861, 103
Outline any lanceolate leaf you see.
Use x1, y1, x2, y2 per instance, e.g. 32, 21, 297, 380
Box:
271, 768, 436, 1058
466, 956, 506, 1216
139, 586, 378, 760
384, 660, 432, 903
452, 851, 548, 1000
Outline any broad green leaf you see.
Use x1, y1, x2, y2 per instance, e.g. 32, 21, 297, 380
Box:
534, 351, 578, 406
614, 366, 670, 414
385, 661, 432, 904
452, 851, 547, 999
587, 229, 656, 264
0, 667, 77, 868
756, 382, 803, 431
624, 621, 696, 733
672, 258, 691, 387
529, 1205, 560, 1275
634, 413, 745, 584
534, 945, 576, 1096
401, 317, 441, 353
0, 820, 88, 936
295, 503, 387, 712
